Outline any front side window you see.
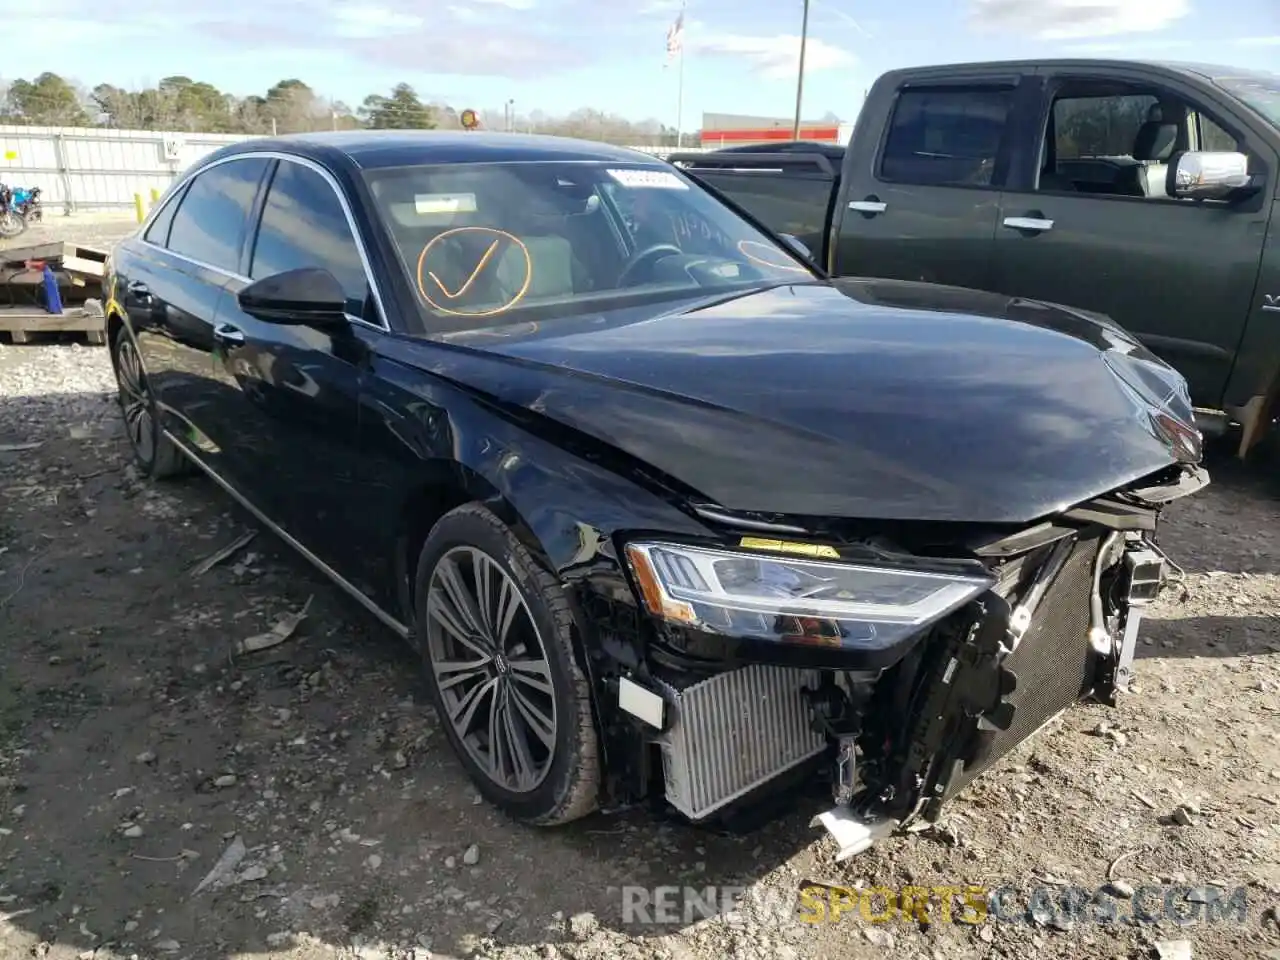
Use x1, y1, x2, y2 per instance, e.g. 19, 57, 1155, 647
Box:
166, 157, 269, 273
1037, 83, 1251, 199
363, 161, 816, 331
250, 160, 369, 314
879, 86, 1014, 187
1053, 94, 1157, 159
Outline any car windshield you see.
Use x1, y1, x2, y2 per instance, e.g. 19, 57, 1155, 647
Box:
362, 160, 816, 331
1216, 74, 1280, 129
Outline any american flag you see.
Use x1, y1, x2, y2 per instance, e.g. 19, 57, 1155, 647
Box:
664, 8, 685, 67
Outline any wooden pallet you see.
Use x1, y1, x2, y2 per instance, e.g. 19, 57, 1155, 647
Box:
0, 305, 106, 345
0, 240, 109, 279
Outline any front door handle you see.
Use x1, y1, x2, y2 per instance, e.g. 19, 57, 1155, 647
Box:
848, 198, 888, 215
213, 322, 245, 345
127, 280, 151, 301
1003, 215, 1054, 232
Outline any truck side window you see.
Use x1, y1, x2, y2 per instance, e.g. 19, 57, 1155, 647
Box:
879, 87, 1013, 188
1037, 83, 1246, 200
1196, 114, 1239, 152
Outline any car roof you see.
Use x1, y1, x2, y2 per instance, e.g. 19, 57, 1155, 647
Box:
210, 130, 667, 170
884, 57, 1276, 84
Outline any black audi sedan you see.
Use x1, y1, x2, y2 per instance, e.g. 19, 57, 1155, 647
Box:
103, 131, 1206, 857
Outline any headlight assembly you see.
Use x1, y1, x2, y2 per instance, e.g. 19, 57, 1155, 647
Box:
624, 541, 994, 650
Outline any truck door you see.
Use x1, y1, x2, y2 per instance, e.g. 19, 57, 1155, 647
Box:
988, 66, 1274, 410
832, 70, 1031, 290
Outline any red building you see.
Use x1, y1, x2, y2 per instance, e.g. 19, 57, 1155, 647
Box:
699, 112, 851, 148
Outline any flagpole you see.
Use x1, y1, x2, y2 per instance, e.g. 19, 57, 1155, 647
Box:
676, 0, 686, 148
676, 40, 685, 148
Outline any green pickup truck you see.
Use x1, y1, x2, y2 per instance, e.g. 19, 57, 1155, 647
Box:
671, 59, 1280, 456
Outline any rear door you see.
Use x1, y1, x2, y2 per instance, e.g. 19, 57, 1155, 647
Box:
988, 66, 1275, 409
126, 156, 271, 471
209, 155, 383, 589
832, 69, 1032, 288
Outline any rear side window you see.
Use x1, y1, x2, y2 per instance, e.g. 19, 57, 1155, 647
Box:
143, 185, 185, 246
249, 160, 369, 311
879, 87, 1014, 187
166, 157, 270, 273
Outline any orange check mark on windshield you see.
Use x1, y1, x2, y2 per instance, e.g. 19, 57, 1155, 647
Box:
428, 238, 500, 299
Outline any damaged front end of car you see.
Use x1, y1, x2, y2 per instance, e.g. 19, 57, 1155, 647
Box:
598, 461, 1207, 858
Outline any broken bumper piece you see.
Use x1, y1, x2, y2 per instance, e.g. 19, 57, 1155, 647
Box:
810, 806, 898, 861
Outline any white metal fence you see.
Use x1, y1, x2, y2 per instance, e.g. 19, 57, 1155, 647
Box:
0, 124, 711, 214
0, 125, 252, 214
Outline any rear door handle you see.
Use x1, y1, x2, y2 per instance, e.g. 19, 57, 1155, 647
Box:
1003, 216, 1054, 232
213, 322, 245, 345
848, 199, 888, 214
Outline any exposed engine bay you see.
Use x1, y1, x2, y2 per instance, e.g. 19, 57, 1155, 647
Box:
607, 462, 1206, 858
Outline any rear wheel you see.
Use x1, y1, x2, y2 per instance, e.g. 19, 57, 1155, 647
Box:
110, 326, 187, 479
413, 504, 599, 825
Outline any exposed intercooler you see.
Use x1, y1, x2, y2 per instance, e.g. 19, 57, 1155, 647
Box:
658, 664, 827, 821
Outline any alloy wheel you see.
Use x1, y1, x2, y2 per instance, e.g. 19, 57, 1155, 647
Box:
425, 546, 558, 792
114, 336, 156, 465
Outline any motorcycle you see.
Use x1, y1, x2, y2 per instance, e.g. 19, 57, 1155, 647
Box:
0, 183, 42, 238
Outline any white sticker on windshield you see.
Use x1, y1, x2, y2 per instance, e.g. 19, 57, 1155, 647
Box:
414, 192, 478, 214
606, 169, 689, 190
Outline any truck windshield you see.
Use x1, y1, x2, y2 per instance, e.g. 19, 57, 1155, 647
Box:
1215, 74, 1280, 129
363, 161, 817, 331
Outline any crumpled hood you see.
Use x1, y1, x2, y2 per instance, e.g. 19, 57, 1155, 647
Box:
410, 278, 1201, 524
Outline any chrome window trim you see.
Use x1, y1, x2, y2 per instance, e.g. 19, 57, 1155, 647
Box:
138, 150, 391, 333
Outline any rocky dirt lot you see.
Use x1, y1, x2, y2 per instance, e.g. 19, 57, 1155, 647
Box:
1, 220, 1279, 960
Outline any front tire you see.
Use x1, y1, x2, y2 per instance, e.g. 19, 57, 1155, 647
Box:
110, 326, 187, 479
413, 504, 599, 825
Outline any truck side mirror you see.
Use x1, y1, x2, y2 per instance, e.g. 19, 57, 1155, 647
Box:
1169, 151, 1257, 202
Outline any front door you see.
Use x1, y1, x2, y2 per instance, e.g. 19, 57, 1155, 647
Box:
210, 156, 382, 589
988, 68, 1273, 409
832, 74, 1027, 289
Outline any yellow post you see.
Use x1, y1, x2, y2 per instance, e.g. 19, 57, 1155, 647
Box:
134, 193, 145, 224
149, 188, 160, 205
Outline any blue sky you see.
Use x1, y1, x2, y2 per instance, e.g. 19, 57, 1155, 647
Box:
2, 0, 1278, 128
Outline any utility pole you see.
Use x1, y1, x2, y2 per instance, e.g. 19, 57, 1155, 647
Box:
792, 0, 810, 140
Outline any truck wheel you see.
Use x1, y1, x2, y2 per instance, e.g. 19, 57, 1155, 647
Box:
413, 503, 600, 825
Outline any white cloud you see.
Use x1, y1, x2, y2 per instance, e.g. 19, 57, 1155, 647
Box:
1233, 35, 1280, 46
469, 0, 536, 8
694, 33, 854, 80
330, 3, 424, 37
639, 0, 683, 14
1062, 37, 1192, 53
968, 0, 1190, 40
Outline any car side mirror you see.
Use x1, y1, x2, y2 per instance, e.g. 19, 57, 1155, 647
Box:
1169, 151, 1257, 202
780, 233, 813, 260
238, 268, 350, 328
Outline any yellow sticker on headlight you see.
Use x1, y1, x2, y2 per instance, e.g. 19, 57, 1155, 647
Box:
738, 537, 840, 559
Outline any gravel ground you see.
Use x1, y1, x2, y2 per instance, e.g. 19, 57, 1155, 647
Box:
1, 222, 1279, 960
